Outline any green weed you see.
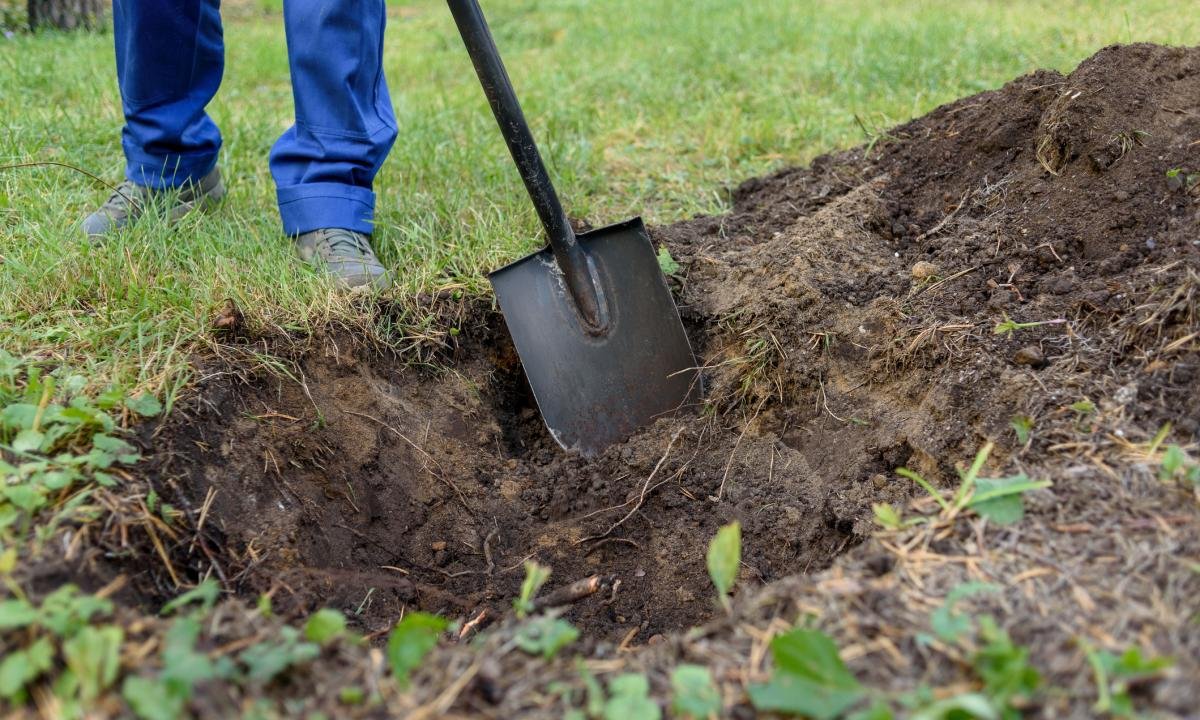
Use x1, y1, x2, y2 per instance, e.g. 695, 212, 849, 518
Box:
1082, 642, 1173, 718
514, 615, 579, 660
993, 313, 1065, 337
671, 664, 721, 719
896, 443, 1051, 526
1010, 415, 1034, 446
514, 560, 552, 618
656, 245, 680, 276
705, 521, 740, 612
386, 611, 447, 688
747, 627, 864, 719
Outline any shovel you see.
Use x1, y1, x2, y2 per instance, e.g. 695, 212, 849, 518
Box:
448, 0, 700, 455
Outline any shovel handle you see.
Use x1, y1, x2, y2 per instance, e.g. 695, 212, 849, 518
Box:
448, 0, 607, 331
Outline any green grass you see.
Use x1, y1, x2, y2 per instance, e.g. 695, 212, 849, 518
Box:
2, 0, 1198, 395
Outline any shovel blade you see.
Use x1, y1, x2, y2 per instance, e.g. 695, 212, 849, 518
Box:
489, 218, 700, 455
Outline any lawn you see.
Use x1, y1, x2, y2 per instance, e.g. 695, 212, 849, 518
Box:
2, 0, 1197, 398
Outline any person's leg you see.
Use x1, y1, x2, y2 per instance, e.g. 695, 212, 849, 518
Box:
269, 0, 397, 237
115, 0, 224, 189
84, 0, 225, 237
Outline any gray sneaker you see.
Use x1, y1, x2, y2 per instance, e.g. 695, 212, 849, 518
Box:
81, 167, 225, 238
295, 228, 390, 290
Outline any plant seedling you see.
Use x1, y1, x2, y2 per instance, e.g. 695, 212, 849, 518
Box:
706, 522, 740, 612
897, 443, 1050, 525
872, 503, 924, 531
387, 612, 448, 687
514, 615, 579, 659
514, 560, 552, 618
1082, 641, 1173, 717
1010, 415, 1033, 446
993, 313, 1066, 337
656, 245, 680, 275
748, 627, 864, 720
671, 664, 721, 719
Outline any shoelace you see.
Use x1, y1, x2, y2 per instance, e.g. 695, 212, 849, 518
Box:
100, 180, 142, 215
323, 230, 373, 257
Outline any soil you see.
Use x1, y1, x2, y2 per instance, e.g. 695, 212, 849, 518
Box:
142, 43, 1199, 717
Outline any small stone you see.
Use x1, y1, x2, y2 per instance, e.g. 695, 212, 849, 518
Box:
911, 261, 939, 280
430, 541, 447, 551
394, 578, 416, 603
647, 634, 667, 646
1013, 346, 1045, 368
1049, 276, 1075, 294
1113, 189, 1131, 202
871, 473, 887, 489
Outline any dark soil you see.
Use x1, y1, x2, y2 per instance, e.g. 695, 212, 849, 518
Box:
148, 43, 1199, 718
153, 305, 891, 643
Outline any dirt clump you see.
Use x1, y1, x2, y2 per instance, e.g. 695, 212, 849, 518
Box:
151, 43, 1199, 718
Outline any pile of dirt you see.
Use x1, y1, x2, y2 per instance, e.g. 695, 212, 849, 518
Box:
146, 43, 1199, 717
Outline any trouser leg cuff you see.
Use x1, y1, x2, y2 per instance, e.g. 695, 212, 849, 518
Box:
276, 182, 377, 236
123, 143, 219, 190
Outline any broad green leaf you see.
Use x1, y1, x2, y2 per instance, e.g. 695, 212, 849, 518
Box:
770, 628, 859, 689
748, 672, 863, 720
4, 483, 47, 512
387, 612, 447, 687
973, 616, 1041, 708
930, 582, 999, 643
62, 625, 124, 701
95, 388, 126, 411
0, 598, 38, 629
41, 469, 79, 490
12, 429, 44, 454
162, 617, 217, 688
39, 586, 113, 636
240, 626, 319, 683
603, 673, 661, 720
125, 394, 162, 418
670, 664, 720, 719
1160, 445, 1190, 482
92, 434, 139, 464
0, 404, 38, 430
122, 676, 186, 720
0, 504, 20, 529
969, 476, 1050, 525
514, 616, 579, 659
304, 608, 347, 645
657, 246, 680, 275
909, 693, 999, 720
0, 637, 54, 699
749, 628, 864, 720
706, 522, 741, 609
161, 577, 220, 615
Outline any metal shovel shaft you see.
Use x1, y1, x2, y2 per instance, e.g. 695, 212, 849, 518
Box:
447, 0, 607, 331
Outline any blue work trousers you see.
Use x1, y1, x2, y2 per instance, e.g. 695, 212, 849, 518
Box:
113, 0, 397, 236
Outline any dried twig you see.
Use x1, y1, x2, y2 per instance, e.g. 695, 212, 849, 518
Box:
575, 427, 684, 544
